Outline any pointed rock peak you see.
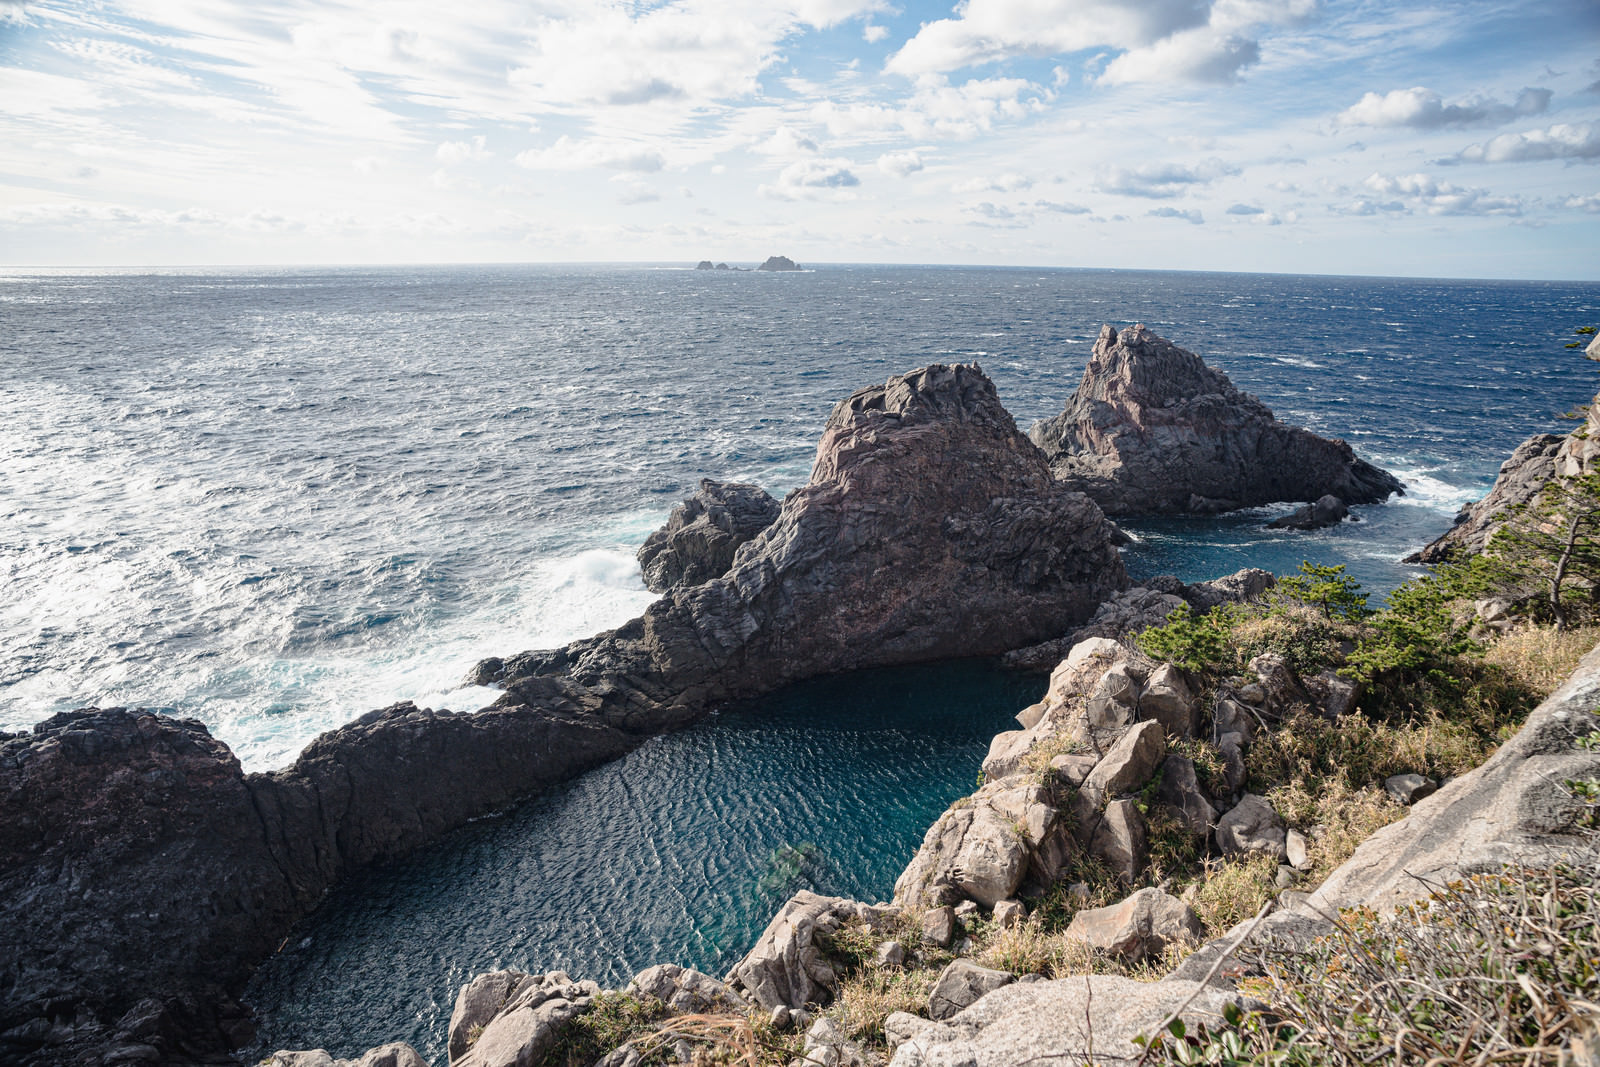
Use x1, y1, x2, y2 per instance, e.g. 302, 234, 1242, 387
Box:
825, 362, 1013, 433
1080, 323, 1251, 411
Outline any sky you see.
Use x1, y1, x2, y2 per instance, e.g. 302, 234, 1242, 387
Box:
1, 0, 1598, 277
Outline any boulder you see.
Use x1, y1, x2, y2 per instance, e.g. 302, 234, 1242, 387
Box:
1285, 828, 1310, 870
883, 1012, 934, 1049
1248, 653, 1309, 713
876, 941, 906, 967
628, 964, 746, 1015
926, 960, 1015, 1021
1049, 753, 1099, 788
268, 1047, 426, 1067
1305, 669, 1361, 719
1216, 794, 1287, 861
894, 779, 1055, 909
636, 479, 780, 592
921, 907, 956, 949
449, 971, 601, 1067
1156, 755, 1216, 840
1139, 664, 1196, 738
1087, 799, 1148, 884
804, 1017, 868, 1067
1180, 568, 1276, 612
1081, 721, 1166, 802
992, 900, 1025, 930
889, 975, 1257, 1067
1028, 324, 1403, 515
1267, 494, 1349, 530
1218, 732, 1248, 796
728, 892, 889, 1011
1064, 887, 1203, 960
1384, 773, 1439, 806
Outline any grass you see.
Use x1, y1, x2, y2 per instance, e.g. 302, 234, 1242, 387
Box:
1485, 623, 1600, 695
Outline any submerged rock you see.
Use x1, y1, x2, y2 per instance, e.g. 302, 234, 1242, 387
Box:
1028, 324, 1403, 515
636, 479, 780, 592
1267, 493, 1349, 530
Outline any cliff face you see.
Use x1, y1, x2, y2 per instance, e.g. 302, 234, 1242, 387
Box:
484, 364, 1129, 714
1029, 324, 1404, 515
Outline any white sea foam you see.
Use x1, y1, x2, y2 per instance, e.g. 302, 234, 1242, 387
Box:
1389, 466, 1484, 514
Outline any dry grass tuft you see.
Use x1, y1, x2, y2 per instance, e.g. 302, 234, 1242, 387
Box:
1190, 853, 1279, 938
1485, 623, 1600, 697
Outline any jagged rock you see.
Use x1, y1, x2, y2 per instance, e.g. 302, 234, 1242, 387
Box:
1248, 653, 1309, 713
1267, 493, 1350, 530
876, 941, 906, 967
889, 975, 1259, 1067
728, 892, 889, 1011
594, 1046, 642, 1067
1156, 755, 1217, 840
921, 907, 956, 948
1139, 663, 1196, 738
993, 900, 1025, 929
448, 971, 600, 1067
636, 480, 780, 593
1216, 794, 1287, 861
926, 960, 1015, 1021
894, 778, 1056, 909
1087, 799, 1148, 884
758, 255, 801, 271
1049, 752, 1099, 787
805, 1017, 868, 1067
883, 1012, 933, 1048
629, 964, 746, 1015
695, 260, 714, 270
1305, 669, 1361, 719
1082, 721, 1166, 802
1014, 701, 1047, 729
1064, 887, 1203, 960
1214, 696, 1256, 740
268, 1044, 427, 1067
485, 363, 1127, 729
1028, 324, 1403, 515
1384, 773, 1438, 805
1285, 829, 1310, 870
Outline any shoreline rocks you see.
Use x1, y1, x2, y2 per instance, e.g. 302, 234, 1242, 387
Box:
1028, 324, 1403, 515
636, 479, 780, 593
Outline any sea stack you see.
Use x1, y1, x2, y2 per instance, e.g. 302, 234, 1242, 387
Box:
757, 255, 801, 271
1028, 324, 1404, 515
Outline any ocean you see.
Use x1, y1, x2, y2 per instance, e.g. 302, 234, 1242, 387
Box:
3, 263, 1596, 1058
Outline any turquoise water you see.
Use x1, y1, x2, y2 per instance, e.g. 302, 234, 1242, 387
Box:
243, 659, 1042, 1061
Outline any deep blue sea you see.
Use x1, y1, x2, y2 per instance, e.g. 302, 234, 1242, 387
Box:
3, 264, 1597, 1060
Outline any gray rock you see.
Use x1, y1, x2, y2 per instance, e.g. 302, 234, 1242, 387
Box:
1049, 752, 1099, 787
894, 780, 1053, 909
1218, 732, 1248, 796
926, 960, 1015, 1021
1275, 864, 1300, 889
890, 975, 1258, 1067
1156, 755, 1216, 840
728, 892, 881, 1010
883, 1012, 933, 1048
992, 900, 1024, 929
769, 1005, 792, 1030
1139, 663, 1196, 738
1083, 663, 1142, 744
1267, 494, 1349, 530
1214, 697, 1256, 740
629, 963, 746, 1015
1180, 568, 1276, 612
636, 479, 780, 593
921, 907, 956, 949
451, 971, 601, 1067
1063, 887, 1203, 961
1027, 324, 1402, 516
1216, 794, 1287, 861
1306, 669, 1361, 720
1088, 799, 1148, 884
1384, 773, 1439, 805
1248, 653, 1308, 713
1082, 721, 1166, 802
1014, 701, 1046, 729
1285, 828, 1310, 870
876, 941, 906, 967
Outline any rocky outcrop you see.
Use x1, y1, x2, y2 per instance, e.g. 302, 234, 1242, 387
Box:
268, 1044, 426, 1067
447, 971, 600, 1067
1063, 888, 1203, 961
758, 255, 801, 271
1028, 324, 1403, 515
695, 260, 715, 270
0, 703, 637, 1067
726, 892, 895, 1011
1267, 494, 1349, 530
926, 961, 1014, 1021
887, 976, 1260, 1067
481, 364, 1127, 723
636, 479, 780, 592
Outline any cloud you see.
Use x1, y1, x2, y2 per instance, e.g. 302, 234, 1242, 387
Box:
610, 176, 660, 204
1337, 86, 1552, 129
1359, 173, 1522, 216
811, 75, 1044, 140
1226, 202, 1264, 214
753, 127, 820, 157
1096, 158, 1238, 197
1446, 122, 1600, 164
436, 136, 490, 164
1565, 194, 1600, 213
1147, 206, 1205, 224
965, 201, 1023, 224
1035, 199, 1091, 214
877, 150, 925, 176
515, 136, 665, 172
759, 157, 861, 199
1098, 27, 1259, 85
863, 23, 888, 43
952, 172, 1032, 193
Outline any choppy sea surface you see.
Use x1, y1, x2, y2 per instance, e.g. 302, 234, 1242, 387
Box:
3, 264, 1597, 1059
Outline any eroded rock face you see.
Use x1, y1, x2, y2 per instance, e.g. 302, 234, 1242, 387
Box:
926, 961, 1014, 1021
1267, 494, 1349, 530
1064, 887, 1203, 961
447, 971, 601, 1067
1028, 325, 1403, 515
628, 965, 747, 1016
727, 892, 894, 1011
487, 364, 1128, 724
636, 480, 780, 593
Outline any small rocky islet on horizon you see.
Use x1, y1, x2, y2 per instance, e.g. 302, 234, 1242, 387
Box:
694, 256, 803, 272
4, 327, 1598, 1067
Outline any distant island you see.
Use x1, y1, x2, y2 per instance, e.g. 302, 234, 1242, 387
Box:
693, 256, 802, 271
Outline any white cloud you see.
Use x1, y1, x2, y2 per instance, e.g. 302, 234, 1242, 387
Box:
877, 150, 925, 176
610, 175, 660, 204
753, 127, 820, 157
436, 136, 491, 164
1338, 86, 1552, 129
1148, 206, 1205, 223
1099, 27, 1259, 85
1226, 202, 1264, 214
1035, 199, 1091, 213
1447, 122, 1600, 164
1565, 193, 1600, 213
952, 172, 1032, 193
811, 75, 1044, 140
515, 136, 665, 172
759, 157, 861, 200
863, 23, 888, 43
1360, 172, 1522, 216
1097, 158, 1238, 197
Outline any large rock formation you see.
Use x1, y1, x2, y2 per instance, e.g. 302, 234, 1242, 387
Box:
1028, 324, 1404, 515
1410, 374, 1600, 562
480, 364, 1128, 718
636, 479, 780, 593
757, 255, 801, 271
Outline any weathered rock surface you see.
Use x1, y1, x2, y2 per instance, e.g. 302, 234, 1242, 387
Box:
1087, 798, 1149, 885
1383, 772, 1438, 806
1157, 754, 1217, 840
628, 964, 746, 1015
1064, 887, 1204, 960
483, 364, 1127, 727
636, 479, 780, 592
1216, 794, 1288, 860
267, 1044, 426, 1067
448, 971, 601, 1067
727, 892, 892, 1011
888, 975, 1258, 1067
926, 961, 1015, 1021
1267, 493, 1349, 530
1028, 324, 1403, 515
894, 779, 1055, 908
1081, 721, 1166, 802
